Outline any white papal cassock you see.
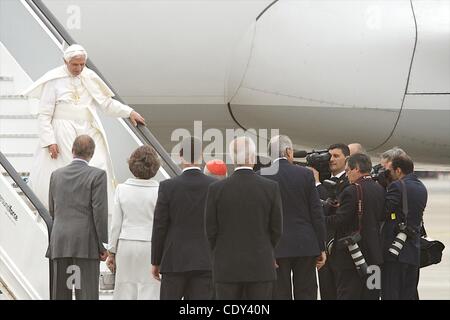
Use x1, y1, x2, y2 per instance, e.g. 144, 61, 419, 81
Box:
24, 65, 133, 227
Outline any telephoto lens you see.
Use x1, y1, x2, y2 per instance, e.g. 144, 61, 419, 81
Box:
389, 230, 407, 257
348, 243, 368, 277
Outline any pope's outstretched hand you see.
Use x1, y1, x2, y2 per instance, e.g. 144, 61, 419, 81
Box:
130, 110, 146, 126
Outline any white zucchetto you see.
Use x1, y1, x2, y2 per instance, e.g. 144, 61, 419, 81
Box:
63, 44, 88, 62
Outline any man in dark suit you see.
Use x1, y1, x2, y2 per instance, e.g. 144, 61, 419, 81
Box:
47, 135, 108, 300
381, 155, 427, 300
326, 153, 384, 299
205, 136, 283, 300
312, 143, 350, 300
151, 137, 216, 300
259, 135, 326, 300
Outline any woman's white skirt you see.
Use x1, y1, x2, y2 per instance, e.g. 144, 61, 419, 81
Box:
114, 239, 160, 300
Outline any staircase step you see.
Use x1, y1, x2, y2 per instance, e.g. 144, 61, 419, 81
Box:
3, 153, 34, 158
99, 271, 115, 299
0, 79, 15, 95
0, 137, 39, 154
3, 173, 29, 188
1, 171, 30, 177
0, 154, 34, 173
1, 154, 35, 176
0, 95, 28, 99
99, 290, 114, 300
0, 117, 38, 134
0, 96, 36, 115
0, 118, 38, 134
0, 133, 38, 138
0, 114, 37, 119
0, 174, 38, 213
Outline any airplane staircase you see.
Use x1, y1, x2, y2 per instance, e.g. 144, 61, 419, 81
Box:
0, 0, 180, 300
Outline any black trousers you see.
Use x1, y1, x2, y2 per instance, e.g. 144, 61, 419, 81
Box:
273, 256, 318, 300
335, 268, 380, 300
51, 258, 99, 300
381, 261, 419, 300
215, 281, 273, 300
160, 271, 213, 300
318, 260, 337, 300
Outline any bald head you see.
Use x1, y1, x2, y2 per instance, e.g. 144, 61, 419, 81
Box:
348, 143, 365, 155
72, 135, 95, 161
229, 136, 256, 167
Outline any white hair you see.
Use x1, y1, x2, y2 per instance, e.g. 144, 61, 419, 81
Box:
269, 135, 292, 158
64, 44, 88, 62
229, 136, 256, 165
380, 147, 407, 161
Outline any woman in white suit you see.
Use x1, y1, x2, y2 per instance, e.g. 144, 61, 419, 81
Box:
107, 145, 161, 299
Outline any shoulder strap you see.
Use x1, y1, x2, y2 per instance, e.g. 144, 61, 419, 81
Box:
421, 223, 427, 237
354, 183, 363, 232
399, 179, 408, 221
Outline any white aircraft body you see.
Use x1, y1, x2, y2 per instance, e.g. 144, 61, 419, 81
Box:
37, 0, 450, 166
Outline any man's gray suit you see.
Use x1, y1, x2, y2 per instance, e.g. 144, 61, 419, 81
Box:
47, 160, 108, 300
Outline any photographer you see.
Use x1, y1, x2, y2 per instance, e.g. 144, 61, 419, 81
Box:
311, 143, 350, 300
380, 147, 406, 171
381, 155, 427, 300
314, 143, 350, 198
374, 147, 407, 189
326, 153, 384, 300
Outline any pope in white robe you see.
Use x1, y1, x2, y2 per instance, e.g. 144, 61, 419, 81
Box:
23, 44, 145, 225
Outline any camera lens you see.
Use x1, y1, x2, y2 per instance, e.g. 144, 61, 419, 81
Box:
348, 243, 368, 277
388, 232, 407, 256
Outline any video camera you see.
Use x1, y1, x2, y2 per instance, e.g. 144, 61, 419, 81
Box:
320, 179, 339, 207
323, 178, 338, 198
371, 164, 391, 189
294, 149, 331, 182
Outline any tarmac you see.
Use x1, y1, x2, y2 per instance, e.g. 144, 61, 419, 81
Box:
417, 177, 450, 300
